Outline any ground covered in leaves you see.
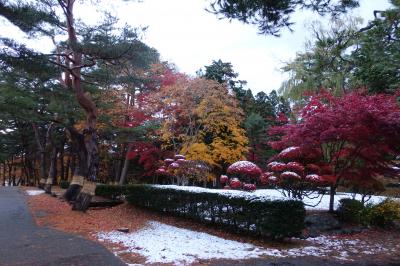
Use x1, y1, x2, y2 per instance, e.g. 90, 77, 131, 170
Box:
25, 187, 400, 266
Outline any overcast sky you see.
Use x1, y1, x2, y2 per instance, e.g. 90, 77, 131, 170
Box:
0, 0, 393, 94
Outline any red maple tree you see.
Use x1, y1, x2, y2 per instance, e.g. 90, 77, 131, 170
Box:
270, 91, 400, 211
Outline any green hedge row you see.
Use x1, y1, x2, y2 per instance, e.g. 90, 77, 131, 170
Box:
95, 184, 127, 199
125, 185, 305, 239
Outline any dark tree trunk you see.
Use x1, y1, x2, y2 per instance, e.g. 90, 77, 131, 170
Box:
70, 154, 76, 180
64, 128, 87, 202
329, 185, 336, 213
45, 146, 58, 194
119, 146, 131, 185
32, 123, 54, 188
2, 163, 5, 186
59, 138, 65, 182
24, 152, 34, 186
65, 155, 70, 181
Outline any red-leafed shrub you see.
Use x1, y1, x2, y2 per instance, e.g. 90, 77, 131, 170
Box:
278, 146, 301, 160
259, 172, 272, 185
227, 161, 262, 178
306, 164, 321, 174
305, 174, 320, 182
226, 161, 262, 186
229, 178, 242, 189
267, 161, 286, 172
281, 171, 301, 180
164, 158, 174, 165
286, 162, 305, 173
220, 175, 229, 184
243, 183, 257, 191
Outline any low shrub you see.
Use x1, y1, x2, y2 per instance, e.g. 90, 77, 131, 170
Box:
366, 199, 400, 228
95, 184, 126, 200
59, 180, 70, 189
337, 198, 365, 223
125, 185, 305, 240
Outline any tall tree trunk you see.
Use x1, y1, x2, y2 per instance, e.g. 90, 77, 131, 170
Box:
118, 146, 131, 185
61, 0, 99, 211
65, 155, 70, 181
59, 137, 65, 182
64, 127, 87, 202
2, 163, 5, 186
329, 185, 336, 213
32, 123, 53, 188
45, 147, 58, 194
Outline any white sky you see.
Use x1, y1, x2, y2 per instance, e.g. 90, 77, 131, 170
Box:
0, 0, 393, 94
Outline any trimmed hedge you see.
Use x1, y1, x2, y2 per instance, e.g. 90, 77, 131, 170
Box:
95, 184, 127, 200
125, 185, 305, 239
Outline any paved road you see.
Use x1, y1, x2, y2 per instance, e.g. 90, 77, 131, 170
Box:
0, 187, 126, 266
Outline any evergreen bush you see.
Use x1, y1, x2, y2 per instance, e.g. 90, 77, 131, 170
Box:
337, 198, 365, 223
95, 184, 127, 200
125, 185, 305, 240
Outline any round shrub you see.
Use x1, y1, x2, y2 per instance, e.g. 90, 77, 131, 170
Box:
337, 198, 365, 223
368, 199, 400, 228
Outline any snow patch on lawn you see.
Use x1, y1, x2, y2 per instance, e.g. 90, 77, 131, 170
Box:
26, 189, 45, 196
97, 221, 392, 265
97, 221, 269, 265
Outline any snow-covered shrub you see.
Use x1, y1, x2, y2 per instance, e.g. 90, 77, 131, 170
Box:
225, 161, 262, 190
219, 175, 229, 184
157, 156, 211, 186
126, 185, 305, 240
268, 146, 333, 200
229, 178, 242, 189
227, 161, 262, 180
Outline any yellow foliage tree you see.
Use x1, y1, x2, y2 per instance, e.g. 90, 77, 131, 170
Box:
157, 76, 248, 176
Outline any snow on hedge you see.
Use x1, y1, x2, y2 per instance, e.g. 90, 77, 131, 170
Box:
152, 184, 294, 202
151, 185, 389, 210
98, 221, 392, 265
26, 189, 45, 196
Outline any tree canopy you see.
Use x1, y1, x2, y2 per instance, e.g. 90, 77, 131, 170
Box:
208, 0, 359, 35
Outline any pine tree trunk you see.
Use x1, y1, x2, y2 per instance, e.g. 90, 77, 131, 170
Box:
65, 155, 70, 181
59, 138, 65, 182
2, 163, 5, 186
62, 0, 99, 211
64, 128, 87, 202
45, 147, 58, 194
119, 146, 131, 185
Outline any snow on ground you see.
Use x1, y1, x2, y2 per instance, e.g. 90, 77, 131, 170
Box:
97, 221, 269, 265
26, 189, 45, 196
152, 185, 389, 210
97, 221, 394, 265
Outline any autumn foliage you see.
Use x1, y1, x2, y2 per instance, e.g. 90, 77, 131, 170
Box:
155, 73, 248, 175
269, 91, 400, 210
